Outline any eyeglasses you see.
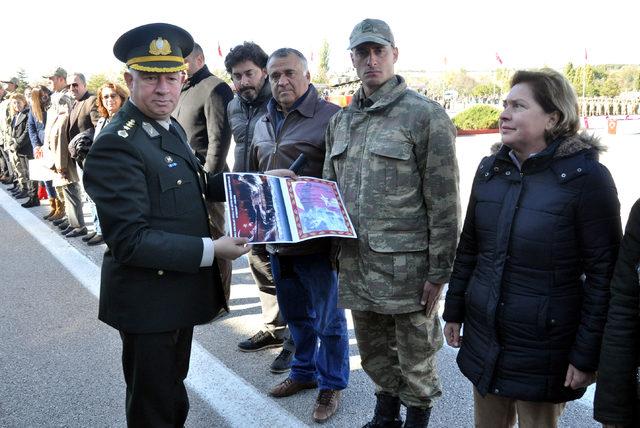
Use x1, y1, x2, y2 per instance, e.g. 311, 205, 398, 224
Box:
102, 94, 119, 100
70, 83, 79, 87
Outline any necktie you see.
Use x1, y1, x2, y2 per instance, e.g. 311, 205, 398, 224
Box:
168, 123, 185, 145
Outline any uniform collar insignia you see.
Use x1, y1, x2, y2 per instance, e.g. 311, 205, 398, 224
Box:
149, 37, 172, 55
118, 130, 128, 138
141, 121, 160, 137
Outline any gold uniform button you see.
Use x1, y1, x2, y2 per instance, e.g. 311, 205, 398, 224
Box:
176, 179, 183, 185
157, 270, 164, 275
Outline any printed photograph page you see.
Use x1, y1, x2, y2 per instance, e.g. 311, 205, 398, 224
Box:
283, 177, 357, 241
224, 173, 292, 244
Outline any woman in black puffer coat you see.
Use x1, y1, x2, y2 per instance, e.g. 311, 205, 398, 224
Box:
594, 198, 640, 427
443, 69, 622, 427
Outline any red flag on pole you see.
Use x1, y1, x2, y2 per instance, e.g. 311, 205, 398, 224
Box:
217, 42, 223, 57
495, 52, 503, 65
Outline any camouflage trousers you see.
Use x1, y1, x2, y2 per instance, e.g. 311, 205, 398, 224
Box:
351, 309, 443, 409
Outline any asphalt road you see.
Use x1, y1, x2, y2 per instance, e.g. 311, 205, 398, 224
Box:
3, 131, 633, 427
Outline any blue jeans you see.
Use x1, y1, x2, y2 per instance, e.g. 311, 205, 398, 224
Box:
270, 253, 349, 390
88, 198, 101, 234
43, 180, 56, 198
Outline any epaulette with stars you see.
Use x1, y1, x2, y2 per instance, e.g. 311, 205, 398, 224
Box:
116, 118, 137, 139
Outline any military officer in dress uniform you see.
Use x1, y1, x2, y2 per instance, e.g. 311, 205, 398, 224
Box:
82, 23, 250, 427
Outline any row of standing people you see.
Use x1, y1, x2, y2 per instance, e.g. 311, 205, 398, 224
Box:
5, 17, 637, 428
0, 70, 129, 246
203, 20, 640, 428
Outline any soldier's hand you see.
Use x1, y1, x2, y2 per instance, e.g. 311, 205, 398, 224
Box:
264, 169, 298, 179
444, 322, 462, 348
421, 280, 444, 316
214, 236, 251, 260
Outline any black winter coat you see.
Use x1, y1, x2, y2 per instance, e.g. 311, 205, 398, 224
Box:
594, 198, 640, 425
11, 108, 33, 158
443, 133, 622, 403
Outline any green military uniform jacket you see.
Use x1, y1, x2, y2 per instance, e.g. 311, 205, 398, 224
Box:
83, 101, 227, 333
323, 76, 460, 313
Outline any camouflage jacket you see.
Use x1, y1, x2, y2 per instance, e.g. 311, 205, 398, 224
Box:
323, 75, 460, 312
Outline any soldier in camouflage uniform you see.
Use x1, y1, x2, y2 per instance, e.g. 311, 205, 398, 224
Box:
323, 19, 460, 428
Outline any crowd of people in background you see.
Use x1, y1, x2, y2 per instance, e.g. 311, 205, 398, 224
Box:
1, 17, 640, 428
0, 71, 128, 245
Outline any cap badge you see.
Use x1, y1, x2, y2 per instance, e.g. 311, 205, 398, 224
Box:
361, 22, 373, 32
149, 37, 172, 56
165, 156, 173, 163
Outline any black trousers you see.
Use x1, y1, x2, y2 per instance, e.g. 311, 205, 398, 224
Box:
119, 327, 194, 428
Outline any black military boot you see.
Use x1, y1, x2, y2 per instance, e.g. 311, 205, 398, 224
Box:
362, 392, 403, 428
403, 406, 431, 428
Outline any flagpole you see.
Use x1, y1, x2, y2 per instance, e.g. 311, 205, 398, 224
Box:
582, 48, 587, 117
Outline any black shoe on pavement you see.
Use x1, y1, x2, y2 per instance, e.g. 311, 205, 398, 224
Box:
61, 226, 75, 235
57, 221, 70, 230
66, 227, 88, 238
82, 231, 97, 242
86, 234, 104, 246
21, 197, 40, 208
13, 191, 28, 199
270, 347, 293, 374
53, 217, 68, 226
238, 330, 284, 352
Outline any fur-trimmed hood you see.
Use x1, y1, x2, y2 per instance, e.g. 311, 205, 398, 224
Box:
490, 131, 606, 159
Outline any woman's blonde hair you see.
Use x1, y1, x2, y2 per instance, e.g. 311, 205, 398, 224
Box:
510, 68, 580, 142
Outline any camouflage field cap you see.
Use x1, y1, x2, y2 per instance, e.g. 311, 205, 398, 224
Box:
113, 23, 194, 73
42, 67, 67, 79
1, 77, 18, 85
348, 18, 395, 50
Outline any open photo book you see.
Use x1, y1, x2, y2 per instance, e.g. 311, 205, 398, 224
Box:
224, 173, 357, 244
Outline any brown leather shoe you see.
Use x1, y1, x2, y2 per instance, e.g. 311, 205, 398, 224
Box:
269, 377, 317, 398
313, 389, 341, 423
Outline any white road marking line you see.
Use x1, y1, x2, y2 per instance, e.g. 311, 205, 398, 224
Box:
0, 190, 307, 426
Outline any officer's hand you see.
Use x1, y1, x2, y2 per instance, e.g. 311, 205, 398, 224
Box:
444, 322, 462, 348
264, 169, 298, 179
214, 236, 251, 260
34, 146, 43, 159
421, 280, 444, 316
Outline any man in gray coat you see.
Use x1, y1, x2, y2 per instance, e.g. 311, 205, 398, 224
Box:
174, 42, 234, 301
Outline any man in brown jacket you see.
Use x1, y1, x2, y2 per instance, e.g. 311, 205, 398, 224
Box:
60, 72, 98, 238
249, 48, 348, 424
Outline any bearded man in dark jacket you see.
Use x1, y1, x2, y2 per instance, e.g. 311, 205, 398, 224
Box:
224, 42, 295, 374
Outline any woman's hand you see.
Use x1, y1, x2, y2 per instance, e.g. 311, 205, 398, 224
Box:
444, 322, 462, 348
34, 146, 43, 159
564, 363, 596, 389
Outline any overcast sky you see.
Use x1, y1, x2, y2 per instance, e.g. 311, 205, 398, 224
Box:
2, 0, 638, 83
